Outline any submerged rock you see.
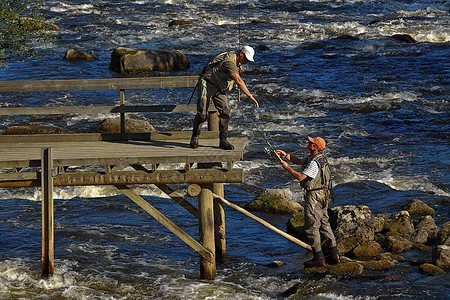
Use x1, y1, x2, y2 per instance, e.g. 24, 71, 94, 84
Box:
3, 125, 75, 135
63, 49, 97, 61
245, 189, 302, 214
419, 263, 445, 276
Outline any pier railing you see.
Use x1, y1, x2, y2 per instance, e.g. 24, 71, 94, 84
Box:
0, 76, 204, 135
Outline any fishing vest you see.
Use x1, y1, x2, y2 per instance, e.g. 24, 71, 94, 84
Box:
202, 51, 239, 92
301, 154, 332, 197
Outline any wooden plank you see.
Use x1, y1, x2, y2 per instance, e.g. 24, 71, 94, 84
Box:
213, 193, 313, 252
0, 131, 220, 143
41, 148, 54, 276
0, 137, 247, 168
116, 185, 213, 262
0, 76, 199, 92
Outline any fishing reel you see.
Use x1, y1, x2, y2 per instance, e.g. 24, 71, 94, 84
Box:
264, 146, 273, 155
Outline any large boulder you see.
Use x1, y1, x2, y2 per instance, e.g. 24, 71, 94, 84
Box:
286, 210, 307, 240
329, 205, 375, 256
246, 189, 302, 214
402, 199, 435, 215
382, 235, 413, 253
109, 47, 190, 73
383, 211, 414, 237
92, 117, 156, 133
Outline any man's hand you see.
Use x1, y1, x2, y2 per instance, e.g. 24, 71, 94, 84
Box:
276, 150, 287, 158
280, 160, 289, 169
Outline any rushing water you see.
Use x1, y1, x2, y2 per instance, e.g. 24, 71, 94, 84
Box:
1, 0, 449, 299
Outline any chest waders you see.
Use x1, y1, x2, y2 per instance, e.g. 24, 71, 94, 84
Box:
301, 154, 332, 208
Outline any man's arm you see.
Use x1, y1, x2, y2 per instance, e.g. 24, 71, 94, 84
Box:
280, 161, 307, 182
230, 72, 259, 107
276, 150, 303, 165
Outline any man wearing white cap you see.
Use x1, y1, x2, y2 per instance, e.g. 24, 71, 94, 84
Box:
190, 46, 259, 150
276, 136, 340, 268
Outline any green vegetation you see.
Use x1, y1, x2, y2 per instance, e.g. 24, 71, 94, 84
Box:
1, 0, 54, 68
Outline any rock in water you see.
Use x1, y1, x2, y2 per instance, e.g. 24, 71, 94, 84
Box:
109, 47, 190, 73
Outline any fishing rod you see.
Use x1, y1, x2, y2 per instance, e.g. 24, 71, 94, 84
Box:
253, 125, 283, 163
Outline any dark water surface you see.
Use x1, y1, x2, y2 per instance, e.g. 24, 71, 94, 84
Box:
0, 0, 449, 299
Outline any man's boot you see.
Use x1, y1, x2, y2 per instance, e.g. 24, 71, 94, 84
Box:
325, 246, 340, 265
189, 131, 200, 149
219, 132, 234, 150
303, 251, 326, 268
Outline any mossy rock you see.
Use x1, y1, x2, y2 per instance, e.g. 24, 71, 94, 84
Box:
328, 262, 364, 276
372, 252, 404, 263
352, 240, 382, 258
384, 211, 414, 237
419, 263, 445, 276
382, 235, 413, 253
402, 199, 435, 215
92, 117, 156, 133
286, 211, 307, 240
245, 189, 302, 214
360, 259, 396, 271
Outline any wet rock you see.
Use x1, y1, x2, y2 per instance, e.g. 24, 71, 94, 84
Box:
409, 228, 430, 244
374, 214, 388, 233
352, 240, 382, 258
267, 260, 285, 267
419, 263, 445, 276
412, 243, 432, 252
109, 47, 190, 73
373, 252, 404, 263
168, 20, 192, 26
384, 211, 414, 237
437, 221, 450, 245
92, 116, 156, 133
391, 34, 416, 43
360, 259, 396, 271
63, 49, 97, 61
255, 45, 270, 51
432, 245, 450, 270
328, 262, 364, 276
3, 125, 75, 135
286, 210, 307, 240
334, 35, 359, 40
382, 235, 413, 253
329, 205, 375, 256
402, 199, 435, 215
246, 189, 302, 214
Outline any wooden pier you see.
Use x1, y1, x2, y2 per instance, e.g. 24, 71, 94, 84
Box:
0, 76, 310, 280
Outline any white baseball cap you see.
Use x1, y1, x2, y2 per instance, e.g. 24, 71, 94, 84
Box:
241, 45, 255, 62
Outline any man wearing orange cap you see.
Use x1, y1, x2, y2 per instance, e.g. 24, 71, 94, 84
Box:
276, 136, 339, 268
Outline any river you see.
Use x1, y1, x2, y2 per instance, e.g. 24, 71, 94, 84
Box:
0, 0, 449, 299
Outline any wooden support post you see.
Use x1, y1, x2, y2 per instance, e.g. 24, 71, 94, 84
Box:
198, 183, 216, 279
213, 182, 226, 262
120, 89, 126, 133
41, 148, 54, 276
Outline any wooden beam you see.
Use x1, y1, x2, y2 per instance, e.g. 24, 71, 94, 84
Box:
0, 131, 220, 143
198, 184, 216, 279
0, 76, 199, 92
115, 185, 213, 262
0, 104, 218, 116
213, 193, 313, 252
41, 148, 54, 276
